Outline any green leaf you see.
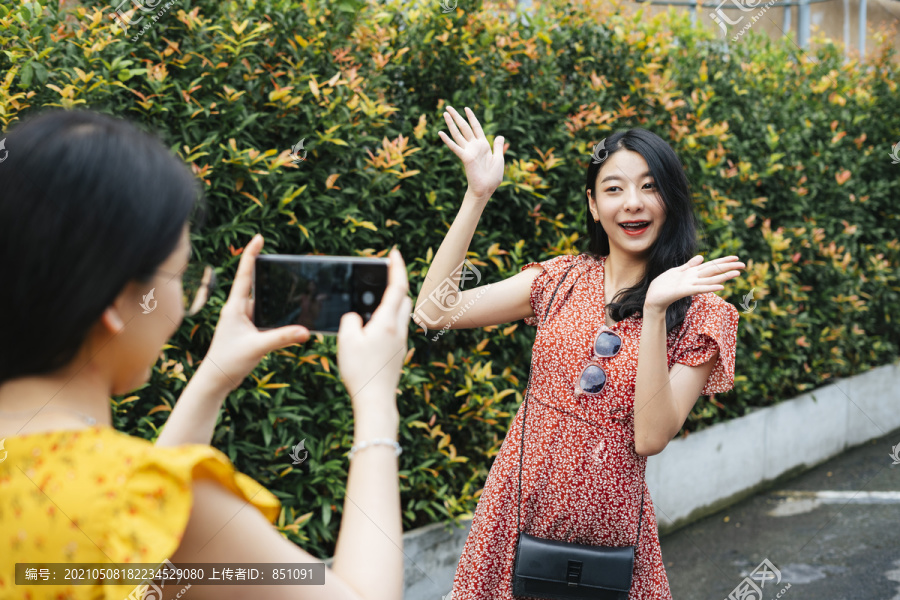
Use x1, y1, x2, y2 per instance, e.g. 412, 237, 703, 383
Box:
33, 63, 48, 84
19, 62, 33, 88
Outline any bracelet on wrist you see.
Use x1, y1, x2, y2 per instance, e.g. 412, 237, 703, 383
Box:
348, 438, 402, 460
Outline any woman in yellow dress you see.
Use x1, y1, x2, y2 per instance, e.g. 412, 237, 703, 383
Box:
0, 109, 411, 600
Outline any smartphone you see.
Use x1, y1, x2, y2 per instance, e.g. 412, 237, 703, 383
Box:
253, 255, 390, 334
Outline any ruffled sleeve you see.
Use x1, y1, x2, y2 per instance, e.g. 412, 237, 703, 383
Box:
101, 432, 281, 599
520, 254, 580, 327
0, 426, 282, 600
672, 292, 740, 395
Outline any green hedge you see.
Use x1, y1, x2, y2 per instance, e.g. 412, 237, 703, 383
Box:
2, 0, 898, 557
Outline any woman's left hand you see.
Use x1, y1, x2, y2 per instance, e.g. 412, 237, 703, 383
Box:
199, 234, 310, 392
644, 255, 745, 314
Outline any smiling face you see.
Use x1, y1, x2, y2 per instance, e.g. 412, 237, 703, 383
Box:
586, 149, 667, 258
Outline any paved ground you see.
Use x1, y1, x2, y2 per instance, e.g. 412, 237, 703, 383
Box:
660, 425, 900, 599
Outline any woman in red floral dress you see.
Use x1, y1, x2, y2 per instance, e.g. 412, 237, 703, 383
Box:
413, 107, 744, 599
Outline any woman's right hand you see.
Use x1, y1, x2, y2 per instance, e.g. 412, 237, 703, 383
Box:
336, 248, 411, 417
438, 106, 506, 201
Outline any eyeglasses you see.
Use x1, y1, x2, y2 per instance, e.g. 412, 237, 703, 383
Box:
156, 262, 217, 316
574, 326, 623, 396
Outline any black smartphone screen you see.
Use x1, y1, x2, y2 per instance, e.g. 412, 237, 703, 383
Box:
253, 255, 389, 334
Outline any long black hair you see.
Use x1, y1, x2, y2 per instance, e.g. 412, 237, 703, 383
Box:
584, 128, 699, 332
0, 109, 206, 384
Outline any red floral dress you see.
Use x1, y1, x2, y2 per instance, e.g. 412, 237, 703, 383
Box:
451, 253, 739, 599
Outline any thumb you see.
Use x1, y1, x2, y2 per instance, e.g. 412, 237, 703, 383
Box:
493, 135, 505, 156
337, 311, 364, 342
685, 255, 704, 268
257, 326, 309, 353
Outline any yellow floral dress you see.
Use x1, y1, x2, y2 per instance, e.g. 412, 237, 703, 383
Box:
0, 425, 281, 600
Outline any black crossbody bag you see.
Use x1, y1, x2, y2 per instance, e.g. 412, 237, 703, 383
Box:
511, 259, 645, 600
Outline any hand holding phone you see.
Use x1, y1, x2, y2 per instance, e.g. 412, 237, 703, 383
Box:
336, 248, 411, 413
198, 235, 310, 393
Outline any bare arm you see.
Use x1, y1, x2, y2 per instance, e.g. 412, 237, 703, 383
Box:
413, 106, 536, 331
633, 255, 745, 456
157, 235, 312, 447
166, 403, 401, 600
633, 302, 717, 456
412, 188, 487, 327
155, 364, 231, 447
165, 474, 394, 600
413, 195, 541, 331
167, 249, 411, 600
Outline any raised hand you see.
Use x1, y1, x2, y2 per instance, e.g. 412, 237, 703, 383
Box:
644, 255, 745, 313
438, 106, 505, 201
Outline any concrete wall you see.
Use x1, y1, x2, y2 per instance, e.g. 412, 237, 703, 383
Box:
402, 520, 472, 600
645, 361, 900, 530
393, 361, 900, 600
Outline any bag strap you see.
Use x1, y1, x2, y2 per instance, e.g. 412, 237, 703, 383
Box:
516, 255, 648, 547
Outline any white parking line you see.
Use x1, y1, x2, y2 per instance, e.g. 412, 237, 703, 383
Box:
772, 490, 900, 504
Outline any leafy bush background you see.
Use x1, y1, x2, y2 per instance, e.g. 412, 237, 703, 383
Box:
2, 0, 898, 557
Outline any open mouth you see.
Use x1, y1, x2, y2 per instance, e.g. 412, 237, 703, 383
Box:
619, 221, 651, 235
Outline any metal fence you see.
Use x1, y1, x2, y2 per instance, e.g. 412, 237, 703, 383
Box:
639, 0, 864, 57
515, 0, 874, 59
